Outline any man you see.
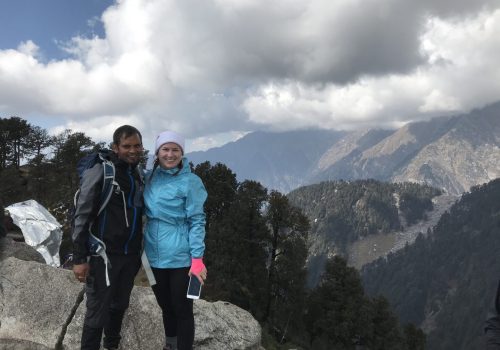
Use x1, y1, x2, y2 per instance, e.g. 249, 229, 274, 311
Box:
72, 125, 144, 350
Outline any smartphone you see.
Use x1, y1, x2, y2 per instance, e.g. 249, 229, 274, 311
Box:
186, 274, 202, 299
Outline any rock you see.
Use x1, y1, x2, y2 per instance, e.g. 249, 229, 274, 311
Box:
0, 339, 52, 350
0, 257, 83, 349
193, 300, 262, 349
0, 256, 262, 350
63, 284, 164, 350
0, 237, 45, 263
64, 286, 262, 349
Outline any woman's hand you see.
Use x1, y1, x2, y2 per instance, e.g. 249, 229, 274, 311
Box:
189, 257, 207, 284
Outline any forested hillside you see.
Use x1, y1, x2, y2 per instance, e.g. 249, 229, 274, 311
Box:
362, 179, 500, 350
1, 116, 424, 349
289, 180, 441, 248
287, 180, 442, 285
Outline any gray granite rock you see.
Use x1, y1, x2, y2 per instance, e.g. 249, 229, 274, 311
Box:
0, 257, 83, 349
64, 286, 262, 349
0, 237, 45, 263
0, 339, 52, 350
0, 256, 262, 350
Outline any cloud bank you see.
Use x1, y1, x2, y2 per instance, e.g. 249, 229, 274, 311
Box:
0, 0, 499, 150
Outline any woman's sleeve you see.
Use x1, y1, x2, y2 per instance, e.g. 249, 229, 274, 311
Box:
186, 174, 208, 258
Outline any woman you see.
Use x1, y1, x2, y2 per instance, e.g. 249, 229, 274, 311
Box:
144, 130, 208, 350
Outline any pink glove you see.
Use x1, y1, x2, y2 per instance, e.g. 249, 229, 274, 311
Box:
190, 258, 206, 276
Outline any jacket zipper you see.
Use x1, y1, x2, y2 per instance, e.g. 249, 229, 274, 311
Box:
124, 168, 137, 254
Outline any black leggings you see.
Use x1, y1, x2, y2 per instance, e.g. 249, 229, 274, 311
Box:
151, 266, 194, 350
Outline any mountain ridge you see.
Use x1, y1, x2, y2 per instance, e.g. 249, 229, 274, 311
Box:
187, 101, 500, 194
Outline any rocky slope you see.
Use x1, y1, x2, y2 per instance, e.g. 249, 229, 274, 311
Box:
347, 193, 458, 269
392, 105, 500, 194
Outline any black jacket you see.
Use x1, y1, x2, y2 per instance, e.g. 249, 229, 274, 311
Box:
72, 153, 144, 264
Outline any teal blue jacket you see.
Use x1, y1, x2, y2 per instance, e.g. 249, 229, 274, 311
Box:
144, 158, 207, 268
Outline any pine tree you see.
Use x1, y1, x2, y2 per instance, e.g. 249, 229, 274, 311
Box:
193, 162, 239, 301
263, 190, 309, 342
305, 256, 372, 349
224, 180, 269, 318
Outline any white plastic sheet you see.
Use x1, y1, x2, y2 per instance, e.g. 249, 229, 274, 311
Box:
6, 199, 62, 267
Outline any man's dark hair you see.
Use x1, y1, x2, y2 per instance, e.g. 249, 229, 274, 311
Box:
113, 125, 142, 146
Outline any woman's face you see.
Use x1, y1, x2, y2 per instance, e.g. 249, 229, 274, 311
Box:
157, 142, 183, 169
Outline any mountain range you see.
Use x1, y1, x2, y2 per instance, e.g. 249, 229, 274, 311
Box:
188, 101, 500, 195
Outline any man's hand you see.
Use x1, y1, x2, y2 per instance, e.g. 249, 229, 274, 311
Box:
73, 263, 89, 283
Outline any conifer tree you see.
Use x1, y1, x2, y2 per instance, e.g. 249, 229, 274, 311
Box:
51, 130, 96, 203
193, 162, 239, 300
368, 296, 405, 349
222, 180, 269, 317
0, 117, 33, 169
403, 323, 426, 350
305, 256, 372, 349
263, 190, 309, 333
194, 161, 237, 228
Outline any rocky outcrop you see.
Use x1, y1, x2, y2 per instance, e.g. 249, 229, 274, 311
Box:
0, 236, 44, 263
392, 117, 500, 194
0, 256, 262, 350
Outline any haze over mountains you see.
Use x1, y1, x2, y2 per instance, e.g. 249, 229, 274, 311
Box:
188, 101, 500, 195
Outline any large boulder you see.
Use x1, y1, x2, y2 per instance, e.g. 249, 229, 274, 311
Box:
0, 257, 82, 349
0, 257, 262, 349
0, 236, 45, 263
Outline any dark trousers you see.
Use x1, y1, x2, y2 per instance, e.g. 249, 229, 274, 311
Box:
81, 254, 141, 350
151, 267, 194, 350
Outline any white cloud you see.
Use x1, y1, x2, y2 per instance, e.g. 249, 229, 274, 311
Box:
188, 131, 249, 153
0, 0, 499, 150
49, 114, 145, 140
244, 8, 500, 131
17, 40, 39, 57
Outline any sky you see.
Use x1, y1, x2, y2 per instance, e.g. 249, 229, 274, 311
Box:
1, 0, 500, 152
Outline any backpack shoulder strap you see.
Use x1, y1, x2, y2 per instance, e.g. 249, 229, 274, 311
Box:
97, 155, 116, 216
98, 153, 131, 228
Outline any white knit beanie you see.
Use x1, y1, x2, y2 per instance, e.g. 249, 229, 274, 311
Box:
155, 130, 185, 155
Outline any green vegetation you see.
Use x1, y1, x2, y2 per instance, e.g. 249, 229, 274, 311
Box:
1, 116, 425, 348
288, 180, 441, 253
362, 179, 500, 349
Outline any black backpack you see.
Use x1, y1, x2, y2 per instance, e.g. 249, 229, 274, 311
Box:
75, 150, 117, 218
73, 150, 118, 285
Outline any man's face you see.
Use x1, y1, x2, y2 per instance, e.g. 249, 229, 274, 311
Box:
112, 133, 143, 165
